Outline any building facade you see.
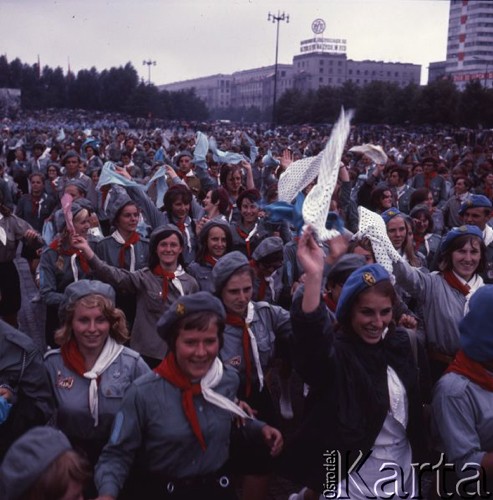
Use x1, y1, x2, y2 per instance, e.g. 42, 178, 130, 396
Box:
445, 0, 493, 89
159, 28, 420, 111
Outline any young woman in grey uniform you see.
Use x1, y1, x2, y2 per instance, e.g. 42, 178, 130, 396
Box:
44, 280, 150, 467
186, 219, 232, 293
72, 224, 199, 367
93, 292, 282, 500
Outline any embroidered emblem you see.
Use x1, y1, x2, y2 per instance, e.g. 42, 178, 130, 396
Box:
228, 356, 242, 367
56, 370, 74, 389
176, 303, 186, 315
458, 225, 468, 232
362, 272, 376, 286
55, 256, 65, 271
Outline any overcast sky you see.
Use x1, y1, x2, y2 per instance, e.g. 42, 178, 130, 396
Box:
0, 0, 450, 86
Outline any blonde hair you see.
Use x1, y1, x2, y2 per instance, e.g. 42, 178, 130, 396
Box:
55, 294, 129, 346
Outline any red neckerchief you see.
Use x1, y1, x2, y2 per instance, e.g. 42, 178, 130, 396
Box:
49, 239, 91, 274
175, 220, 186, 233
414, 233, 425, 252
225, 313, 252, 397
31, 196, 41, 217
323, 292, 337, 312
154, 352, 206, 450
118, 232, 140, 268
236, 227, 252, 257
152, 265, 175, 301
442, 270, 470, 296
424, 171, 437, 189
101, 185, 110, 206
249, 261, 267, 300
446, 350, 493, 391
61, 338, 87, 377
203, 254, 217, 267
177, 171, 188, 180
484, 186, 493, 200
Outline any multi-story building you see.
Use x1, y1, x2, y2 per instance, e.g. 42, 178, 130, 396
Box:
159, 23, 421, 111
444, 0, 493, 89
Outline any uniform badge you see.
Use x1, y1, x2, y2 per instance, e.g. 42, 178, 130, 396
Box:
56, 370, 74, 389
55, 256, 65, 271
176, 303, 186, 315
228, 356, 242, 367
362, 272, 376, 286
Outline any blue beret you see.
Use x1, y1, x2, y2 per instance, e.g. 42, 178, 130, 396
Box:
460, 285, 493, 362
458, 195, 492, 216
212, 251, 250, 294
381, 208, 403, 225
440, 225, 483, 253
156, 292, 226, 342
335, 264, 391, 322
0, 427, 71, 500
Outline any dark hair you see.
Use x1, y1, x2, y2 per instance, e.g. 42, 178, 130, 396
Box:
389, 166, 408, 183
409, 188, 431, 210
210, 187, 231, 216
0, 189, 12, 217
410, 206, 434, 234
347, 237, 375, 259
195, 223, 233, 264
370, 186, 392, 212
237, 188, 261, 210
163, 184, 192, 217
29, 172, 45, 182
22, 450, 91, 500
454, 175, 472, 190
339, 280, 397, 334
220, 164, 243, 190
149, 229, 184, 269
438, 235, 486, 274
166, 311, 225, 352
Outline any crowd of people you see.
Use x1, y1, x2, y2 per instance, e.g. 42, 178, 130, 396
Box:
1, 112, 493, 499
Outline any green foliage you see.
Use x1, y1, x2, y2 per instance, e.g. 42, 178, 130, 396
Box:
0, 57, 209, 120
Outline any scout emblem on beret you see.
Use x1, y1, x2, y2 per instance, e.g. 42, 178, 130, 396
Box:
176, 303, 186, 315
458, 225, 468, 232
363, 272, 376, 286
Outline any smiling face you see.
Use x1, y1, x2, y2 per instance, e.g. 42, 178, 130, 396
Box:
221, 270, 253, 316
226, 170, 242, 195
175, 322, 220, 380
350, 288, 393, 344
171, 197, 190, 221
462, 207, 491, 231
156, 233, 182, 268
207, 226, 228, 259
451, 239, 481, 281
386, 216, 407, 250
240, 197, 259, 226
73, 209, 91, 238
71, 302, 110, 358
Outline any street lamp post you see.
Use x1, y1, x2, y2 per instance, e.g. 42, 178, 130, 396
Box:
142, 59, 156, 85
267, 11, 289, 126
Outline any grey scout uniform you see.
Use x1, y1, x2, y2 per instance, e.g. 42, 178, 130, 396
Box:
44, 347, 150, 460
221, 301, 292, 393
0, 320, 55, 458
95, 365, 264, 499
88, 254, 199, 360
95, 235, 149, 270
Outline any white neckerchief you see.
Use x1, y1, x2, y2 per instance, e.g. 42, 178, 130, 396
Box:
103, 190, 112, 212
387, 365, 408, 429
70, 254, 80, 282
201, 357, 252, 419
245, 302, 264, 392
111, 230, 136, 272
245, 222, 258, 243
484, 224, 493, 247
84, 337, 124, 426
171, 265, 185, 296
265, 274, 276, 300
452, 270, 484, 314
0, 213, 6, 246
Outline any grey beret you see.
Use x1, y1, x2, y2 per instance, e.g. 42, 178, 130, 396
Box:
149, 224, 184, 251
175, 150, 193, 164
212, 251, 250, 294
156, 292, 226, 342
251, 236, 283, 262
59, 280, 116, 322
53, 199, 93, 234
105, 188, 134, 225
65, 178, 88, 195
326, 254, 366, 284
201, 219, 232, 237
0, 427, 72, 500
